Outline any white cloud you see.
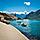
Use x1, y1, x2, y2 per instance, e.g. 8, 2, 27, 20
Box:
24, 2, 31, 6
13, 12, 25, 14
0, 11, 30, 14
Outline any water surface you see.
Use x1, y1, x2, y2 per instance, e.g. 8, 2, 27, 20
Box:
10, 19, 40, 39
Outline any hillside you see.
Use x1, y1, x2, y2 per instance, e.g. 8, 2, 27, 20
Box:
0, 12, 13, 20
0, 12, 18, 20
10, 13, 27, 19
25, 9, 40, 20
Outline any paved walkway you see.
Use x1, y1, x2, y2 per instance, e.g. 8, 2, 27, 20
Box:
0, 22, 29, 40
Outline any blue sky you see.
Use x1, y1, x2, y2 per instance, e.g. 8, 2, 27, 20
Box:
0, 0, 40, 12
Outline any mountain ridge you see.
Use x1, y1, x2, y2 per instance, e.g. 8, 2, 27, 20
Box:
25, 9, 40, 20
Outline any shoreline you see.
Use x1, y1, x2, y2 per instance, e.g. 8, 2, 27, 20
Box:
9, 25, 29, 40
0, 22, 29, 40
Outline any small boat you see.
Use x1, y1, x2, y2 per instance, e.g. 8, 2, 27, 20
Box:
21, 22, 27, 27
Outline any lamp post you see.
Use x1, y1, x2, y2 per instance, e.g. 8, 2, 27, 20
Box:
24, 2, 31, 14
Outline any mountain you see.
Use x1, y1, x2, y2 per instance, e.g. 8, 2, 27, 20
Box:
0, 12, 18, 20
10, 13, 27, 19
16, 14, 27, 19
25, 9, 40, 20
9, 9, 40, 20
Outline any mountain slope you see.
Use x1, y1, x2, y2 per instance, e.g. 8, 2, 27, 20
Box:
25, 9, 40, 20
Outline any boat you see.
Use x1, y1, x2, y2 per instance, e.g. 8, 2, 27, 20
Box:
21, 22, 27, 27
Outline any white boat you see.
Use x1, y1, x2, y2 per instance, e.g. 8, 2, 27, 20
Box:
21, 22, 27, 27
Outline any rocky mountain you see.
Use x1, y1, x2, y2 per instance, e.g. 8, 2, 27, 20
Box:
1, 9, 40, 20
0, 12, 13, 20
10, 13, 27, 19
25, 9, 40, 20
0, 12, 18, 20
16, 14, 27, 19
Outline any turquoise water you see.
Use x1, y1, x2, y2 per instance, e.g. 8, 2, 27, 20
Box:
10, 19, 40, 39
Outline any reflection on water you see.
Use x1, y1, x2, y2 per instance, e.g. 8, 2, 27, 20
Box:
10, 19, 40, 40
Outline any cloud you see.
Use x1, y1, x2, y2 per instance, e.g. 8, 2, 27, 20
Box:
24, 2, 31, 6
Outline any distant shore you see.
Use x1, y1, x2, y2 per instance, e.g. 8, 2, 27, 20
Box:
0, 22, 29, 40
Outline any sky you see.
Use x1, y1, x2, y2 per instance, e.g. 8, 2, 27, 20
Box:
0, 0, 40, 12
